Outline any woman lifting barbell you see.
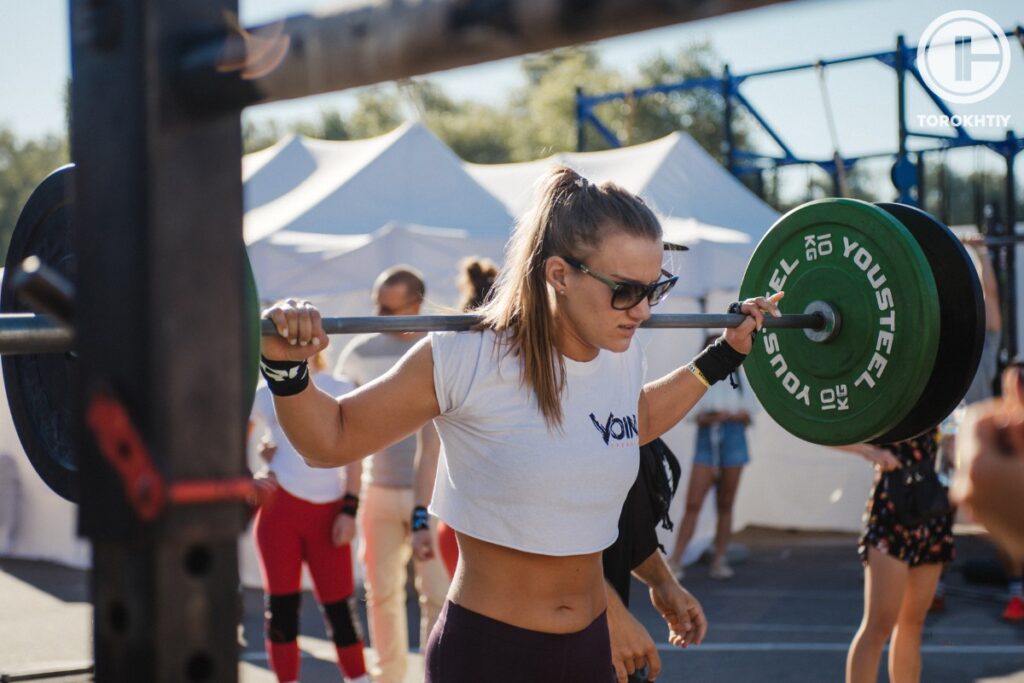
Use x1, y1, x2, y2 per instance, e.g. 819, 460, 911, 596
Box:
260, 166, 781, 683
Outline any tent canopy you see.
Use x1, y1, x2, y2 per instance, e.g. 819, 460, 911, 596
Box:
465, 132, 778, 295
249, 221, 505, 308
244, 122, 515, 245
465, 131, 779, 241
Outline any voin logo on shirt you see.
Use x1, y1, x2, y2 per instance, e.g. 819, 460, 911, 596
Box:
589, 412, 639, 445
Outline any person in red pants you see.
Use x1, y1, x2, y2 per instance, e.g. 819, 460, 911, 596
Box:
251, 353, 370, 683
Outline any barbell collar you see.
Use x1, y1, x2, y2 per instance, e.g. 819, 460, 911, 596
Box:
12, 257, 75, 327
0, 314, 74, 355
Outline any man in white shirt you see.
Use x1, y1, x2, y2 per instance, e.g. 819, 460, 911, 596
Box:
334, 266, 449, 683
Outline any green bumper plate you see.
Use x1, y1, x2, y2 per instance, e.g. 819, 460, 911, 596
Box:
740, 199, 940, 445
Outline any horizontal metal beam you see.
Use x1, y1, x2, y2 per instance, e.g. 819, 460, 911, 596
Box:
176, 0, 792, 111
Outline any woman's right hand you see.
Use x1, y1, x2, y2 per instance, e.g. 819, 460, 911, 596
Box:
258, 437, 278, 463
261, 299, 331, 361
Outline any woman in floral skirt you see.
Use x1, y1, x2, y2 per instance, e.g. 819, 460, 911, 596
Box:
838, 428, 954, 683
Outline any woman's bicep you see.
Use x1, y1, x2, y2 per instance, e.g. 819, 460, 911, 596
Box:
336, 340, 441, 461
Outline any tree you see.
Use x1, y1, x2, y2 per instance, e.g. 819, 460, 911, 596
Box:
626, 42, 754, 163
243, 118, 284, 154
922, 162, 1023, 228
0, 127, 69, 264
508, 47, 626, 160
345, 87, 405, 139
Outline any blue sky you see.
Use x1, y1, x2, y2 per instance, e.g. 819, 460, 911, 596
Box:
2, 0, 1021, 179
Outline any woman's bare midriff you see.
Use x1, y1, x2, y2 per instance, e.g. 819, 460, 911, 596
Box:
447, 531, 607, 634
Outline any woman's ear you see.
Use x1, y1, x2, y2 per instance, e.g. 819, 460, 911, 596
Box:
545, 256, 570, 295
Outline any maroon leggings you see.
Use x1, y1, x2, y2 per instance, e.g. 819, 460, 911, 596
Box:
424, 600, 614, 683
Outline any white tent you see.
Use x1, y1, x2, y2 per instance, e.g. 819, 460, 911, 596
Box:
465, 132, 778, 296
466, 131, 779, 239
249, 221, 506, 316
244, 122, 515, 244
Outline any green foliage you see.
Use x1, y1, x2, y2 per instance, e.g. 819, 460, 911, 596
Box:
923, 163, 1022, 227
0, 127, 69, 264
626, 42, 752, 161
507, 47, 626, 159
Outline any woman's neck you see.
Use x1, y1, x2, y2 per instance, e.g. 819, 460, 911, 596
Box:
552, 311, 599, 362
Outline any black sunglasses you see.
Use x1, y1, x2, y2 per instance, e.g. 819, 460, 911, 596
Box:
563, 257, 678, 310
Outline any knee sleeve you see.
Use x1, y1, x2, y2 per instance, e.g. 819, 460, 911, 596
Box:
322, 597, 362, 647
265, 592, 301, 643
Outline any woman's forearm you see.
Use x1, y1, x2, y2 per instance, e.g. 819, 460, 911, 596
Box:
640, 367, 707, 444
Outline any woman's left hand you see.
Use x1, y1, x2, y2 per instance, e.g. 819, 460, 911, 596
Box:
723, 293, 784, 355
332, 512, 357, 547
412, 529, 436, 562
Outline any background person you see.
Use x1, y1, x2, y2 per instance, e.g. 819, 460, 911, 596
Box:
839, 429, 953, 683
333, 266, 450, 683
249, 352, 369, 683
956, 234, 1023, 621
667, 335, 757, 581
954, 363, 1024, 562
602, 437, 706, 683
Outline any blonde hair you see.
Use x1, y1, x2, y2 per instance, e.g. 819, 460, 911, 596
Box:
476, 166, 662, 427
457, 256, 499, 312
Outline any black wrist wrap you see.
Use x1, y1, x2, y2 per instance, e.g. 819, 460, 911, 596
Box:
340, 493, 359, 517
692, 337, 746, 386
259, 356, 310, 397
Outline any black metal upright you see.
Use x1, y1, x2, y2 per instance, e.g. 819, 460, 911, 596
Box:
894, 35, 914, 205
70, 0, 247, 680
1006, 130, 1019, 359
575, 86, 587, 152
916, 152, 926, 211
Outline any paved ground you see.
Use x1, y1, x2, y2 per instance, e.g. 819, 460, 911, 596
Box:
2, 527, 1023, 682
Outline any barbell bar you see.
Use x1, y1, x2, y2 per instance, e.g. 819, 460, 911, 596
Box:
275, 312, 829, 335
0, 310, 830, 357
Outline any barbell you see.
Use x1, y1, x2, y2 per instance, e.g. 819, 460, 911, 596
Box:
2, 165, 984, 502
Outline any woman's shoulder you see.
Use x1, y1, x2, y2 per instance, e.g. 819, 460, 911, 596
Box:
430, 328, 499, 352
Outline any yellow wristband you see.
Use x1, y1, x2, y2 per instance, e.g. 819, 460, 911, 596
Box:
687, 362, 711, 389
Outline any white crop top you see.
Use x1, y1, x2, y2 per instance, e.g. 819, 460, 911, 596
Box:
429, 329, 646, 556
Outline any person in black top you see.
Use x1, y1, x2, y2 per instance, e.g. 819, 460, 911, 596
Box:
603, 437, 703, 683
